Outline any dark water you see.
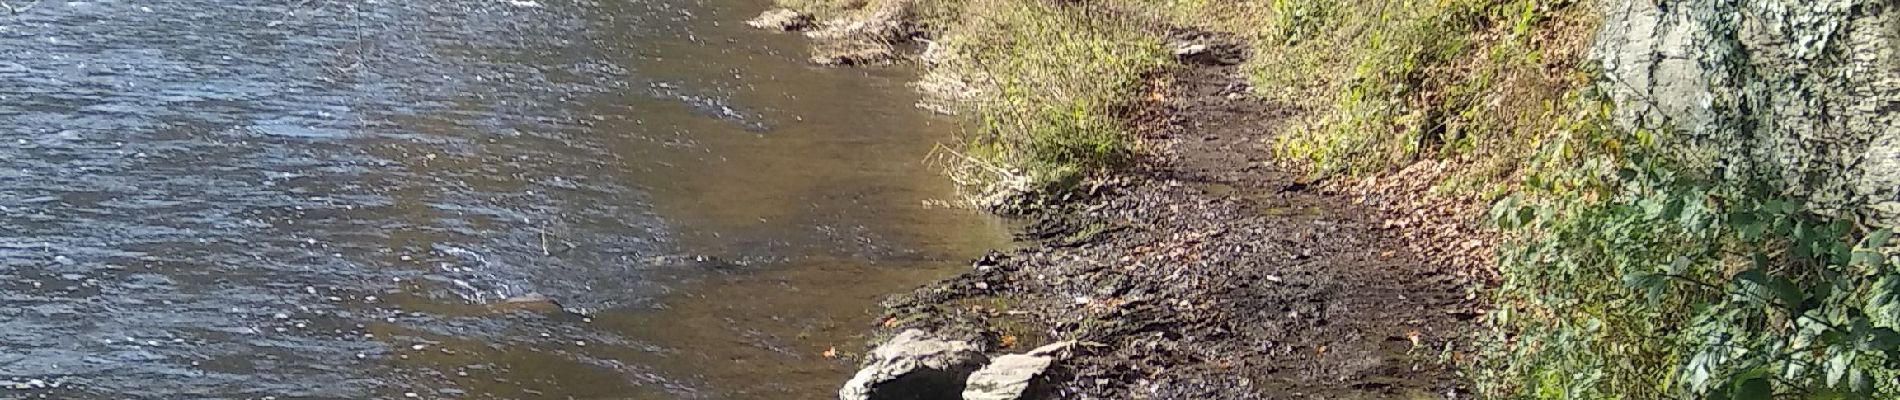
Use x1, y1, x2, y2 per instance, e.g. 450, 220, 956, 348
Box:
0, 0, 1005, 398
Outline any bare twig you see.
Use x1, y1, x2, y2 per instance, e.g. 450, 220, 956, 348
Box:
1, 0, 43, 15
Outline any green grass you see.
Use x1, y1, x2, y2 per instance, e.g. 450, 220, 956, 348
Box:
923, 0, 1168, 196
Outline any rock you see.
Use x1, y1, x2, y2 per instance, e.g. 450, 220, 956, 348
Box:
1594, 0, 1900, 226
1171, 42, 1242, 65
746, 8, 812, 31
840, 329, 988, 400
1173, 43, 1209, 57
961, 341, 1073, 400
803, 0, 915, 66
805, 0, 914, 42
810, 39, 899, 66
488, 293, 563, 314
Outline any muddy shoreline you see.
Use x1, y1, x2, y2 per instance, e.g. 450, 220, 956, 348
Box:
797, 31, 1486, 399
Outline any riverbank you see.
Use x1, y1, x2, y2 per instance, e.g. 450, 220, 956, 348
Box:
754, 0, 1900, 398
870, 54, 1482, 398
744, 0, 1498, 397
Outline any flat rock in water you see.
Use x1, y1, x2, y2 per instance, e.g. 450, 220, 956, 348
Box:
840, 329, 987, 400
487, 293, 562, 314
962, 341, 1072, 400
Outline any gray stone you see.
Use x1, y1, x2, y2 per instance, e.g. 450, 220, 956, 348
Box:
1594, 0, 1900, 227
961, 342, 1074, 400
840, 329, 988, 400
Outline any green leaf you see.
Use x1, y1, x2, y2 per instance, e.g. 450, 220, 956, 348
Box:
1866, 228, 1893, 248
1826, 351, 1853, 387
1806, 389, 1852, 400
1731, 376, 1772, 400
1768, 277, 1805, 310
1668, 256, 1691, 275
1623, 272, 1668, 303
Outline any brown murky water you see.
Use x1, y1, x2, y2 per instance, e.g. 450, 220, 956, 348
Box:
0, 0, 1006, 398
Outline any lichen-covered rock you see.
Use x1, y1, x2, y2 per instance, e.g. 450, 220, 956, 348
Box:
746, 8, 813, 31
840, 329, 989, 400
803, 0, 915, 66
806, 0, 914, 42
961, 341, 1073, 400
1595, 0, 1900, 226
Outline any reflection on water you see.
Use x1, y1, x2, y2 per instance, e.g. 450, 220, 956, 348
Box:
0, 0, 1005, 398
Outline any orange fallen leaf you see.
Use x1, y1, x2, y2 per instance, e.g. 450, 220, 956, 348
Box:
999, 335, 1018, 349
882, 317, 898, 328
1406, 330, 1423, 348
822, 346, 838, 359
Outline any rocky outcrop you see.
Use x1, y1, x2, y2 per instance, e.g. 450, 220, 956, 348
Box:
840, 329, 989, 400
961, 341, 1073, 400
1595, 0, 1900, 225
806, 0, 916, 65
747, 8, 813, 31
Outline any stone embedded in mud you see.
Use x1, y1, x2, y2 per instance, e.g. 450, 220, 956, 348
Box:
1170, 42, 1242, 65
487, 293, 563, 314
746, 8, 812, 31
840, 329, 988, 400
962, 341, 1073, 400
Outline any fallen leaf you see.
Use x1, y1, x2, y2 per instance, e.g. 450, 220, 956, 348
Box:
1406, 330, 1422, 348
822, 346, 838, 359
1000, 335, 1018, 349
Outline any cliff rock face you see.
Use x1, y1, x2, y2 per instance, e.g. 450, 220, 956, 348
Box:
1596, 0, 1900, 225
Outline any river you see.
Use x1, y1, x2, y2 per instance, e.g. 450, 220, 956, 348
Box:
0, 0, 1006, 398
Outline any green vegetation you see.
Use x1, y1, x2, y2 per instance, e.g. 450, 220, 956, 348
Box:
923, 0, 1167, 193
775, 0, 1900, 397
1484, 114, 1900, 398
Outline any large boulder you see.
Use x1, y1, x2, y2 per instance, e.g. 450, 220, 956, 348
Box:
1594, 0, 1900, 225
840, 329, 988, 400
961, 341, 1073, 400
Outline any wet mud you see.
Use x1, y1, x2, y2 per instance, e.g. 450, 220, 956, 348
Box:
864, 37, 1482, 399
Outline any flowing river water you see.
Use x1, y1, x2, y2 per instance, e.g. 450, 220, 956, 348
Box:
0, 0, 1009, 398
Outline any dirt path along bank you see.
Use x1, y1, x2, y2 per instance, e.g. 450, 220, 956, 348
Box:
856, 38, 1485, 399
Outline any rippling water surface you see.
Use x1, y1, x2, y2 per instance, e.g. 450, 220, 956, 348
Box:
0, 0, 1005, 398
